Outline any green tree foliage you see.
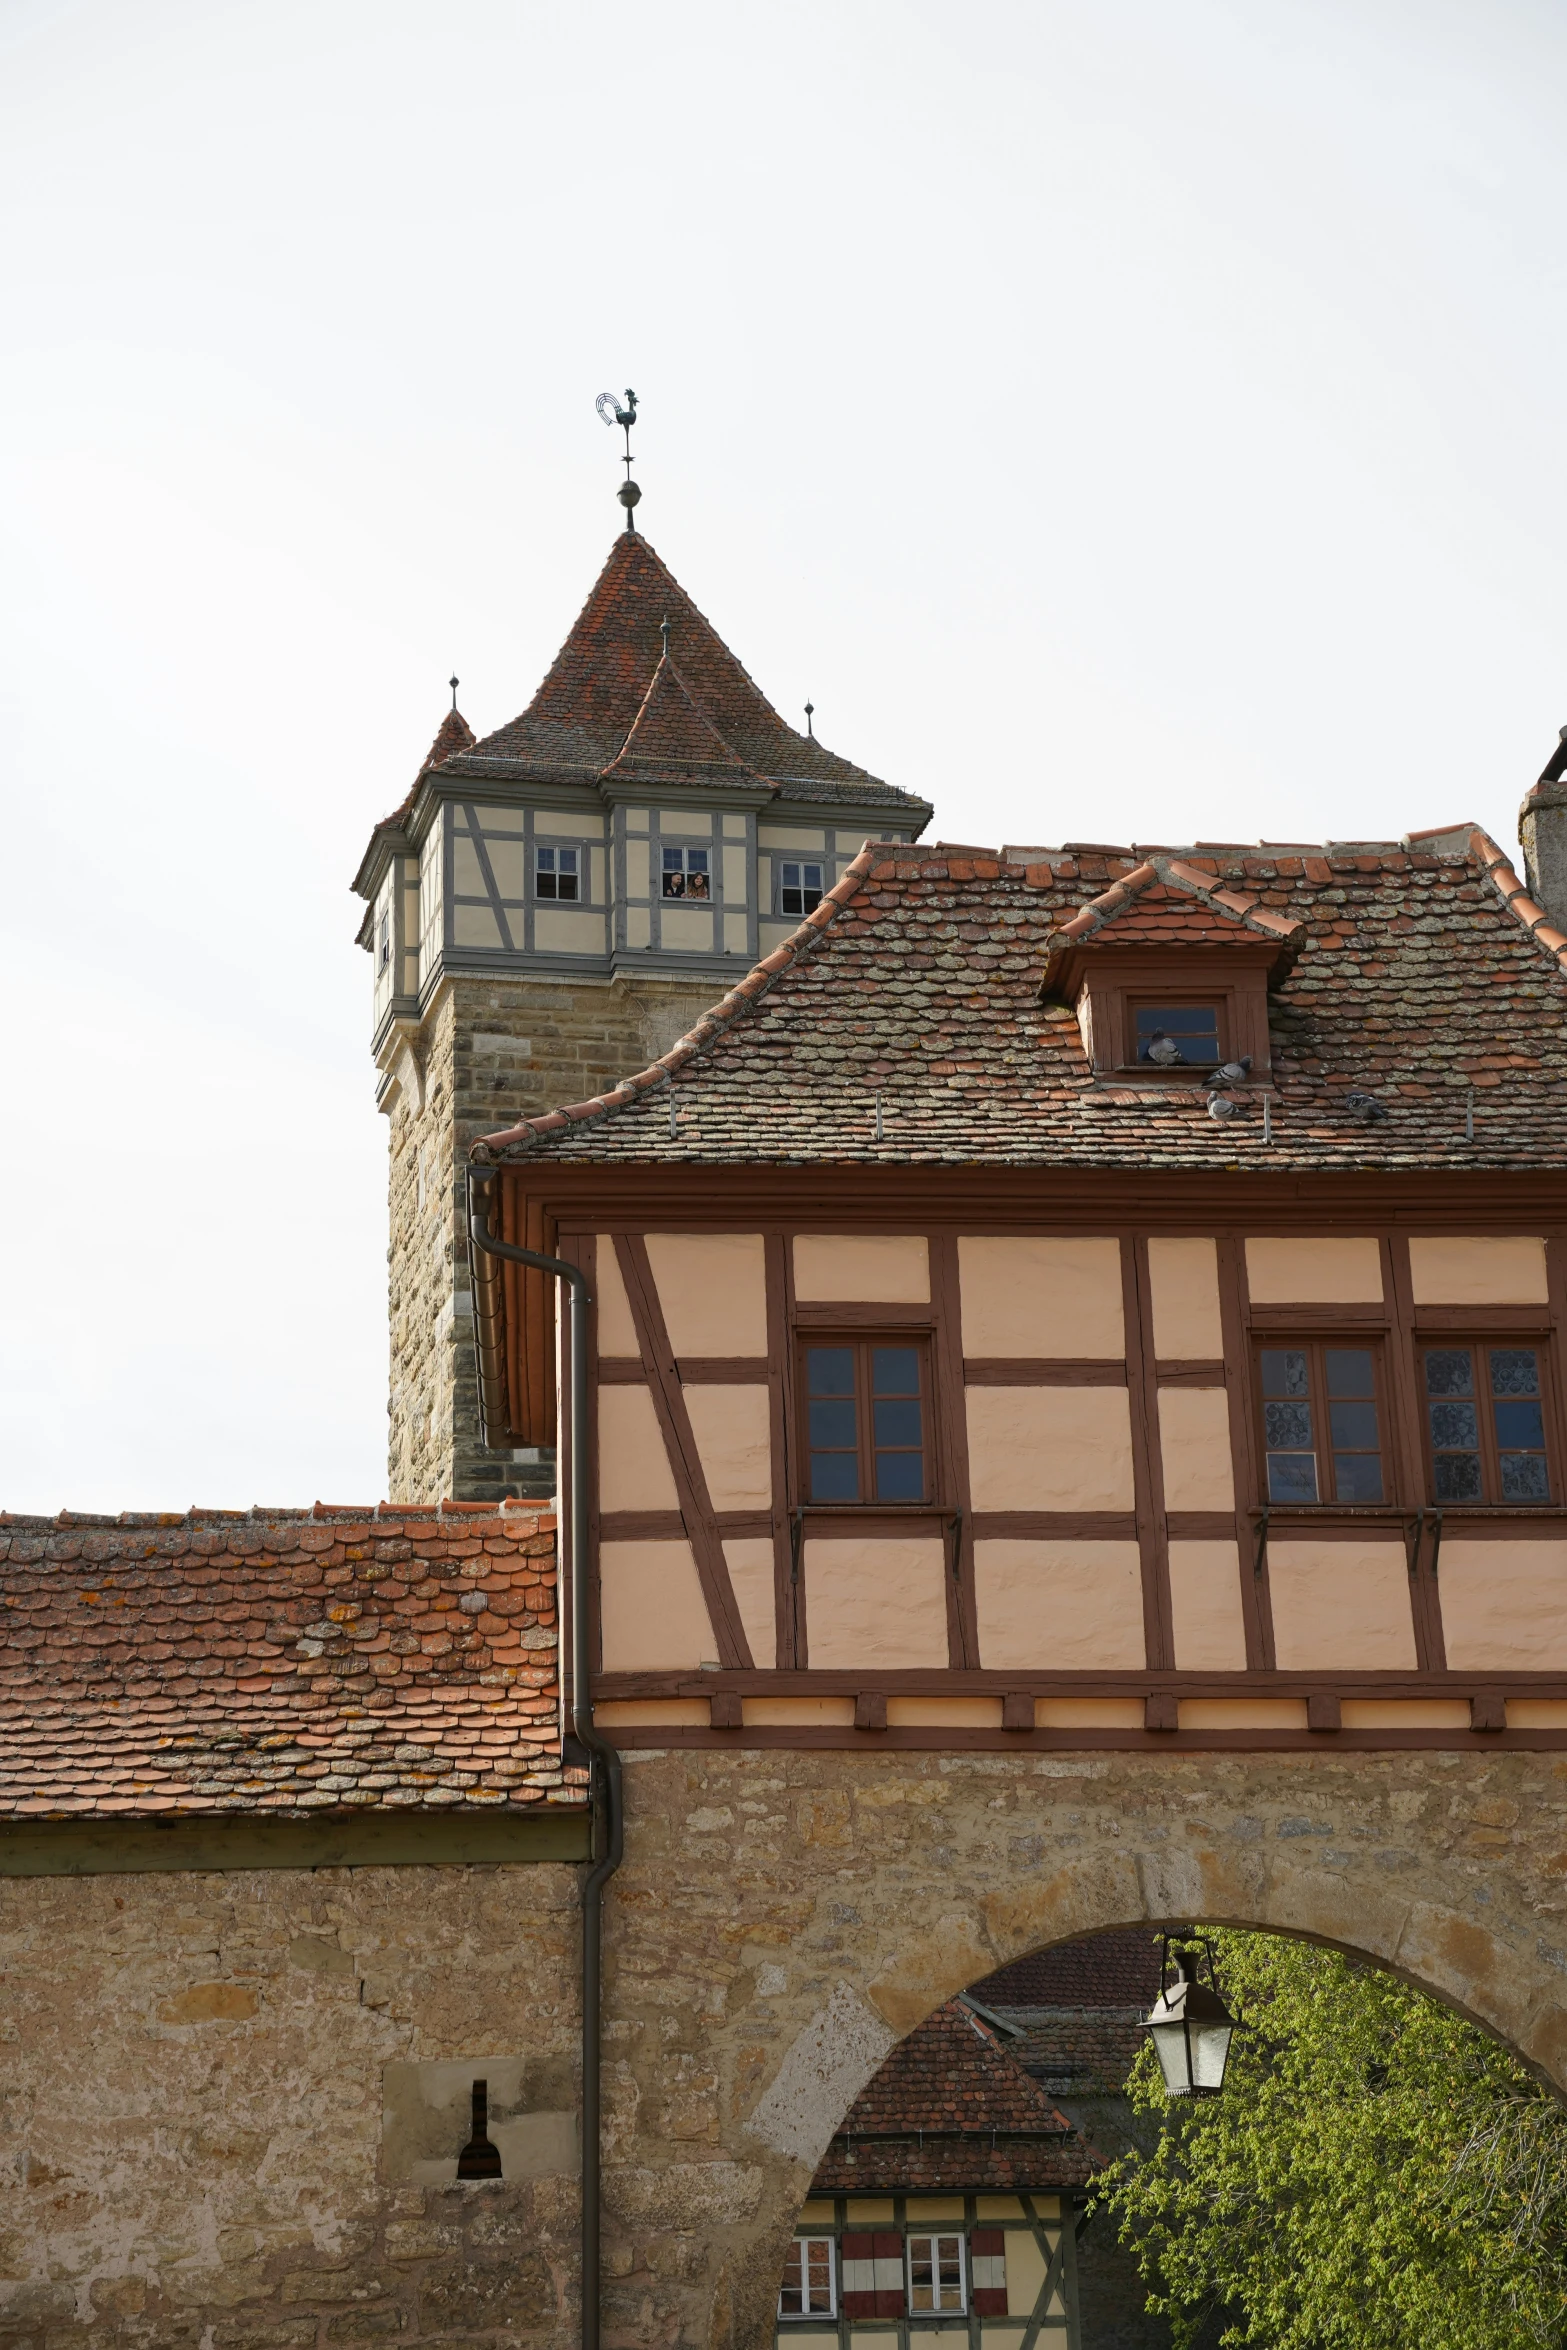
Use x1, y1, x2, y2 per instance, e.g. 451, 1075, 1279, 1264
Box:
1095, 1931, 1567, 2350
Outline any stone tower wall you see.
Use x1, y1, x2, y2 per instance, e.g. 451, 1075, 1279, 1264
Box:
384, 972, 723, 1504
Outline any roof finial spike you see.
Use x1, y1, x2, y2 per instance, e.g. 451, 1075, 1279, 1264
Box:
597, 387, 641, 531
449, 674, 459, 711
804, 700, 815, 739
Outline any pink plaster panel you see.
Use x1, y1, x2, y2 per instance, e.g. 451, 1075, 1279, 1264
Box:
685, 1385, 773, 1509
721, 1537, 778, 1669
957, 1236, 1124, 1357
1146, 1237, 1224, 1359
1437, 1541, 1567, 1669
1244, 1236, 1384, 1303
597, 1385, 680, 1512
965, 1387, 1135, 1509
1157, 1389, 1235, 1511
1407, 1236, 1549, 1305
644, 1232, 769, 1354
803, 1538, 950, 1668
1167, 1541, 1248, 1670
792, 1234, 931, 1303
594, 1234, 640, 1356
1266, 1541, 1418, 1669
598, 1540, 716, 1671
972, 1540, 1146, 1669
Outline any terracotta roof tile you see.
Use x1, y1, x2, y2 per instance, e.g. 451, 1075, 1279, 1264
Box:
0, 1506, 580, 1819
474, 825, 1567, 1172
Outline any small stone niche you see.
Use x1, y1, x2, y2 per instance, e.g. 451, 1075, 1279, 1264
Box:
381, 2056, 578, 2185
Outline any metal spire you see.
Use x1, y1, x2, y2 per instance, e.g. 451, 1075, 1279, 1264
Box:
596, 389, 641, 530
449, 674, 459, 710
804, 701, 815, 738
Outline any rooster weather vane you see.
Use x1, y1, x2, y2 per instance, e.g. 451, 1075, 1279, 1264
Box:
596, 388, 641, 528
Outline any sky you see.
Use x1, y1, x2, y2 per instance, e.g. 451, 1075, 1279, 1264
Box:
2, 0, 1564, 1512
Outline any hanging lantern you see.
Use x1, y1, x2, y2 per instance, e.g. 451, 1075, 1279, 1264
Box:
1144, 1936, 1237, 2097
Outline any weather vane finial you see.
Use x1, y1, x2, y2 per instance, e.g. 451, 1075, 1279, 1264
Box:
596, 388, 641, 531
449, 674, 459, 710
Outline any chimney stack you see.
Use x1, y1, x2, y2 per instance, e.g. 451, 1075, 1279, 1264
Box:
1519, 727, 1567, 936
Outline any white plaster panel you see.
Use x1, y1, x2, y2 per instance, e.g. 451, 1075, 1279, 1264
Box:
1146, 1236, 1224, 1358
659, 907, 717, 952
452, 905, 504, 949
483, 839, 528, 898
661, 808, 713, 835
684, 1385, 773, 1509
759, 824, 826, 849
1157, 1388, 1234, 1510
1407, 1237, 1549, 1304
1167, 1542, 1248, 1670
1437, 1541, 1567, 1668
722, 846, 748, 905
453, 836, 485, 894
535, 908, 606, 954
1267, 1542, 1417, 1668
722, 1537, 778, 1668
597, 1387, 679, 1512
1244, 1237, 1383, 1303
593, 1239, 640, 1357
534, 807, 606, 836
724, 912, 749, 954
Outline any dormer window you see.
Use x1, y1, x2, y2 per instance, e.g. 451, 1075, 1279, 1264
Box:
1134, 1004, 1221, 1068
1038, 857, 1307, 1085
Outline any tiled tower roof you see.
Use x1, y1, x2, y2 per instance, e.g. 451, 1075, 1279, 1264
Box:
445, 529, 916, 805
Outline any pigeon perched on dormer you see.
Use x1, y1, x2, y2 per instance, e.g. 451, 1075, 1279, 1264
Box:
1215, 1057, 1253, 1084
1145, 1032, 1184, 1067
1207, 1091, 1245, 1119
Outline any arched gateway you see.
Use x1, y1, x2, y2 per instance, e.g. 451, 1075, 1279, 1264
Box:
5, 514, 1566, 2346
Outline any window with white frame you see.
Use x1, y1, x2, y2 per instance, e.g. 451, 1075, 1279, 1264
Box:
907, 2232, 966, 2314
778, 2236, 835, 2319
661, 845, 711, 900
378, 907, 391, 968
534, 845, 580, 901
778, 858, 824, 915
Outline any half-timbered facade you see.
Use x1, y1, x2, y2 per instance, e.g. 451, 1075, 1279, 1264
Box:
779, 1996, 1089, 2348
470, 801, 1567, 1754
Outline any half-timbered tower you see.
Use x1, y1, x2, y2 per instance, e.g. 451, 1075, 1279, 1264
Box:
352, 527, 932, 1507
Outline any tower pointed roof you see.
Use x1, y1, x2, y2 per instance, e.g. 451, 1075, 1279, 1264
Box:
601, 650, 764, 785
420, 701, 477, 773
447, 530, 913, 804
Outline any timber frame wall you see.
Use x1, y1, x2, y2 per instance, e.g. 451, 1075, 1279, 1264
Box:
487, 1163, 1567, 1754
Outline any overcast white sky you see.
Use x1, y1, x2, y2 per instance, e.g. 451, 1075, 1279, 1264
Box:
3, 0, 1564, 1512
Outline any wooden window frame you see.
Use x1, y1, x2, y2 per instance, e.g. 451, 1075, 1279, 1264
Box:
1417, 1336, 1559, 1507
532, 841, 584, 902
776, 857, 826, 917
778, 2235, 836, 2321
1047, 945, 1281, 1082
797, 1333, 936, 1507
1252, 1335, 1394, 1507
906, 2230, 967, 2316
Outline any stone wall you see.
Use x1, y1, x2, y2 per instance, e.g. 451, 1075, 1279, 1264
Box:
7, 1743, 1567, 2347
383, 973, 720, 1506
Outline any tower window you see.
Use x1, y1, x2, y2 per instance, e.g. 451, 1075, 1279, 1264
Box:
535, 846, 580, 901
778, 860, 824, 916
662, 846, 710, 899
378, 909, 391, 968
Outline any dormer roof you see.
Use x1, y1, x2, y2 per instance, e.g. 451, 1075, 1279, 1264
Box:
599, 649, 766, 789
1040, 854, 1307, 1001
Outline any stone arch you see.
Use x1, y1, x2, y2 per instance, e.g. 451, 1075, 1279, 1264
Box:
641, 1745, 1567, 2347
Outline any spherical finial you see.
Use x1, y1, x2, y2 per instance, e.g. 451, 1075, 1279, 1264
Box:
449, 674, 459, 708
804, 700, 815, 739
617, 478, 642, 527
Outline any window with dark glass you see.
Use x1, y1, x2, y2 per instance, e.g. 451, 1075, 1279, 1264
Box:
779, 859, 824, 916
1258, 1343, 1385, 1503
803, 1341, 928, 1503
1423, 1345, 1551, 1503
662, 846, 711, 899
534, 845, 580, 901
1134, 1004, 1221, 1067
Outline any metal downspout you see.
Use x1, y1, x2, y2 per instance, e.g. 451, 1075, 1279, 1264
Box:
468, 1172, 623, 2350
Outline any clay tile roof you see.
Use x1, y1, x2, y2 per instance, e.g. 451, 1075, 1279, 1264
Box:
0, 1506, 584, 1819
471, 824, 1567, 1174
600, 650, 763, 785
444, 530, 921, 806
422, 702, 477, 772
970, 1929, 1162, 2010
810, 1997, 1095, 2195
